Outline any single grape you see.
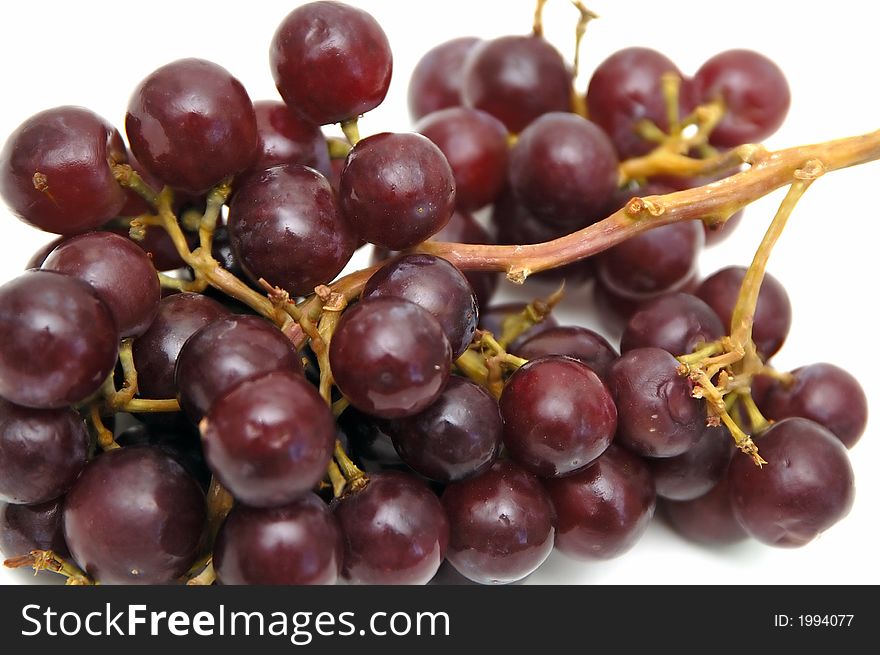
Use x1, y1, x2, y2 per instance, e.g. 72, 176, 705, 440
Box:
728, 417, 854, 547
0, 271, 118, 408
0, 498, 69, 559
442, 460, 556, 584
479, 302, 559, 352
693, 49, 790, 147
214, 494, 343, 585
415, 107, 508, 211
695, 266, 791, 359
41, 231, 160, 338
0, 400, 88, 505
586, 47, 694, 159
228, 164, 357, 297
63, 446, 206, 584
0, 106, 127, 234
387, 376, 502, 483
371, 210, 498, 308
514, 326, 618, 382
126, 58, 258, 194
201, 370, 335, 507
361, 254, 478, 359
333, 471, 449, 585
621, 292, 725, 355
408, 37, 481, 121
462, 35, 571, 133
249, 100, 331, 177
544, 444, 656, 560
115, 421, 212, 492
339, 132, 456, 250
271, 1, 392, 125
132, 292, 229, 400
500, 356, 617, 478
648, 426, 733, 501
329, 298, 452, 419
762, 363, 868, 449
660, 475, 748, 546
607, 347, 705, 457
508, 113, 618, 229
174, 315, 302, 421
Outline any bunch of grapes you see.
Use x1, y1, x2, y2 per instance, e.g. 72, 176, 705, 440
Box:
0, 0, 873, 586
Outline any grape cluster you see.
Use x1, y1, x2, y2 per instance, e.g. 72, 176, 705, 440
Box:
0, 0, 869, 587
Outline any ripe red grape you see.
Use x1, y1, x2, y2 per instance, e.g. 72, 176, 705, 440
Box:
271, 1, 392, 125
500, 356, 617, 478
126, 58, 258, 194
0, 498, 69, 559
441, 459, 556, 584
660, 475, 747, 546
0, 271, 118, 408
329, 298, 452, 419
333, 471, 449, 584
648, 425, 733, 501
339, 132, 456, 250
0, 106, 127, 234
408, 37, 481, 121
544, 444, 656, 560
249, 100, 331, 177
201, 370, 335, 507
229, 164, 357, 296
213, 494, 343, 585
728, 417, 854, 547
621, 292, 724, 355
63, 446, 206, 584
514, 326, 618, 382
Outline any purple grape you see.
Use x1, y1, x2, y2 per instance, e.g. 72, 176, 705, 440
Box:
408, 37, 481, 121
0, 498, 69, 559
661, 475, 748, 546
514, 326, 618, 382
0, 271, 118, 409
648, 426, 734, 501
544, 444, 656, 560
333, 471, 449, 584
621, 292, 725, 356
214, 494, 342, 585
249, 100, 331, 177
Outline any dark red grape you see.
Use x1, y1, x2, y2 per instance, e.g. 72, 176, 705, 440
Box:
648, 425, 733, 501
695, 266, 791, 359
362, 254, 478, 358
586, 47, 694, 159
371, 210, 498, 308
132, 292, 229, 400
0, 271, 118, 408
408, 37, 481, 121
514, 326, 618, 382
339, 132, 456, 250
544, 444, 656, 560
0, 106, 127, 234
621, 292, 725, 356
249, 100, 330, 177
509, 113, 618, 228
63, 446, 205, 584
41, 231, 160, 338
126, 58, 258, 194
660, 475, 748, 546
415, 107, 508, 210
597, 220, 704, 301
462, 35, 571, 133
441, 460, 555, 584
728, 417, 854, 547
201, 370, 335, 507
762, 363, 868, 449
387, 377, 502, 483
214, 494, 343, 585
329, 298, 452, 419
333, 471, 449, 584
607, 347, 705, 457
500, 356, 616, 478
693, 49, 790, 147
0, 498, 68, 559
174, 315, 301, 421
271, 1, 392, 125
0, 400, 88, 505
479, 302, 559, 351
229, 164, 356, 297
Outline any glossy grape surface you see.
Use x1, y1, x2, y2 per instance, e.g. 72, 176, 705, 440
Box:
408, 37, 481, 121
514, 326, 618, 382
0, 498, 68, 559
621, 292, 724, 356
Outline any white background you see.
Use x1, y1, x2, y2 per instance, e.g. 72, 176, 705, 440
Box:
0, 0, 877, 585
